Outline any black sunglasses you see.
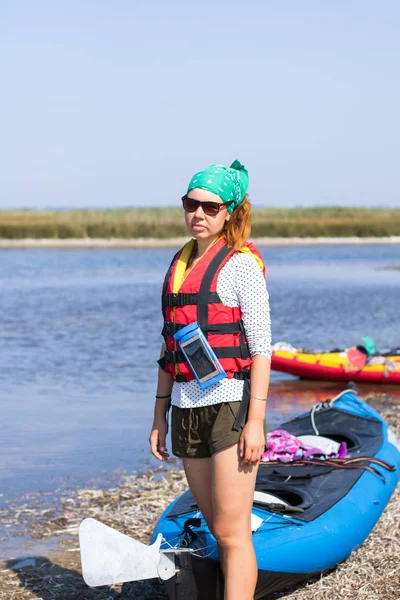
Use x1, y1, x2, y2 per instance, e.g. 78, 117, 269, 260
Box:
181, 195, 233, 217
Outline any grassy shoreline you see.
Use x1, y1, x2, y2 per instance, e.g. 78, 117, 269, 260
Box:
1, 207, 400, 240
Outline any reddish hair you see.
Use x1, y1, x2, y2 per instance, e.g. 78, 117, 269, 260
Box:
223, 195, 252, 249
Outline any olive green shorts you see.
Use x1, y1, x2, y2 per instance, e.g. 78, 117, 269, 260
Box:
171, 401, 246, 459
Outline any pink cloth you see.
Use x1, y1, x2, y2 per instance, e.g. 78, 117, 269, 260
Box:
261, 429, 347, 463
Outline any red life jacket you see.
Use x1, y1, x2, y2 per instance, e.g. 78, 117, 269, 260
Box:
161, 237, 266, 382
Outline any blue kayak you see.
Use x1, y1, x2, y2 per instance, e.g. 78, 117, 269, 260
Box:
152, 391, 400, 599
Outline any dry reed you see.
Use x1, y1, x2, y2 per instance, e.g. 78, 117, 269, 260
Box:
1, 207, 400, 239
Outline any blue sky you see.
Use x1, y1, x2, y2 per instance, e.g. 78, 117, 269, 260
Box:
1, 1, 399, 209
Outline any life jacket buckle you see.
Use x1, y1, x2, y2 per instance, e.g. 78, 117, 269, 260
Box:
165, 349, 183, 363
169, 293, 179, 307
162, 322, 176, 336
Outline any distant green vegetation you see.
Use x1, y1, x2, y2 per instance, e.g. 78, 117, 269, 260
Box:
1, 207, 400, 239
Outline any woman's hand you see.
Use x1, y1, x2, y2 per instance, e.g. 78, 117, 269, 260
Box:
149, 418, 170, 461
239, 419, 265, 467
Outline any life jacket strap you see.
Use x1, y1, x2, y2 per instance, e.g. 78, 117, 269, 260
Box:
164, 345, 250, 364
174, 370, 250, 383
162, 320, 245, 337
163, 291, 221, 308
232, 379, 250, 431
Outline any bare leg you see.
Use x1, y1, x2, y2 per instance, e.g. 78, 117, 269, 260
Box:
182, 457, 213, 527
212, 444, 259, 600
182, 458, 225, 570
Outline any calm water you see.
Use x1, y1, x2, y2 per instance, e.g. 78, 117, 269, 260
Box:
0, 245, 399, 507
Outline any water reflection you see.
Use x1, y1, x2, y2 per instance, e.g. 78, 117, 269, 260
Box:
267, 378, 400, 428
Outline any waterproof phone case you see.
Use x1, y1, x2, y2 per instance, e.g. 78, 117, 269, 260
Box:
173, 322, 226, 390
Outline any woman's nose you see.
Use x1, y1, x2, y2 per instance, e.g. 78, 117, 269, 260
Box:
193, 204, 206, 218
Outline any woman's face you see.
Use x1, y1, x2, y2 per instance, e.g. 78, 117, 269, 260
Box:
184, 188, 231, 241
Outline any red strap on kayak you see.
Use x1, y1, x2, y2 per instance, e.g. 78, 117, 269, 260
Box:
262, 456, 396, 482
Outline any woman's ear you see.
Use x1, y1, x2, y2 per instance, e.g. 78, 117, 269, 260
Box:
225, 214, 231, 222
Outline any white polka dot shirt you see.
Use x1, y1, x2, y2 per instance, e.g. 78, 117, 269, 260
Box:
171, 252, 271, 408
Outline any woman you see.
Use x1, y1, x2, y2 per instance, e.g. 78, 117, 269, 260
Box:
149, 160, 271, 600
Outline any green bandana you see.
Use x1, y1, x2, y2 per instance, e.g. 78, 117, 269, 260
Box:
187, 159, 249, 214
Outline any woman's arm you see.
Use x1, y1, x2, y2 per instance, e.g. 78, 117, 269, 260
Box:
154, 343, 173, 417
149, 343, 174, 461
239, 355, 271, 466
248, 354, 271, 421
233, 252, 272, 466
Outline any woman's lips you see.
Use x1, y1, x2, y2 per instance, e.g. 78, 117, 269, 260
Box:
192, 224, 206, 230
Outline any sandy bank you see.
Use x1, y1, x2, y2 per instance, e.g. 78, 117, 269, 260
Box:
1, 236, 400, 249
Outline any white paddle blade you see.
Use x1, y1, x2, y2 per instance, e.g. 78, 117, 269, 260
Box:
79, 518, 164, 587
